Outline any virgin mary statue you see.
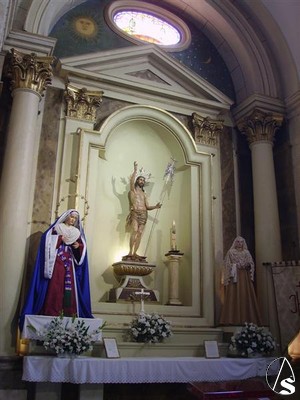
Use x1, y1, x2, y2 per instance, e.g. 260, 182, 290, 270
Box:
219, 236, 262, 326
19, 209, 93, 330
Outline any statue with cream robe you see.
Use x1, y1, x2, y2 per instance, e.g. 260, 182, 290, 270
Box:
219, 236, 262, 326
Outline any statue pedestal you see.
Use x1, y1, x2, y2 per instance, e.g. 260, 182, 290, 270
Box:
165, 250, 184, 305
108, 261, 159, 302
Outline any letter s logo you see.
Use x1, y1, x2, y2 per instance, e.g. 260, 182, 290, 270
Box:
279, 377, 296, 395
266, 357, 296, 395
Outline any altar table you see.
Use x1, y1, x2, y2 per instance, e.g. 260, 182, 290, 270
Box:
23, 356, 279, 384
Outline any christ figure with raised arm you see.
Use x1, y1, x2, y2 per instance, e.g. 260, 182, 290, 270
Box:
123, 161, 161, 262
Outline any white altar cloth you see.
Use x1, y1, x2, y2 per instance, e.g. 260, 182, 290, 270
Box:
22, 356, 279, 384
22, 315, 103, 341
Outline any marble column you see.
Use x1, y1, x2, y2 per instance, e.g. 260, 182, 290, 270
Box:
0, 49, 54, 355
237, 109, 283, 330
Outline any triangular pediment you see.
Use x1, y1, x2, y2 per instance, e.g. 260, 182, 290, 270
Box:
61, 45, 233, 107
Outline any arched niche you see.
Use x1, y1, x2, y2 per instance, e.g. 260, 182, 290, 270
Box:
59, 105, 215, 326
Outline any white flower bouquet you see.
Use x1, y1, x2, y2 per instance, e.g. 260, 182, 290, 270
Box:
229, 322, 276, 357
130, 312, 172, 343
28, 315, 104, 356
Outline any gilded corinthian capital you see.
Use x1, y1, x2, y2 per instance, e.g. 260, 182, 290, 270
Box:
192, 112, 224, 147
5, 48, 54, 96
237, 109, 284, 145
64, 84, 103, 122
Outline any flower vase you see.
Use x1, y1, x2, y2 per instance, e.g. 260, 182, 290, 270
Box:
57, 352, 78, 358
248, 353, 262, 358
227, 348, 248, 358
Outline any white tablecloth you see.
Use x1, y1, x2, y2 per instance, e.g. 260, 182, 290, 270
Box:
22, 315, 103, 341
22, 356, 279, 384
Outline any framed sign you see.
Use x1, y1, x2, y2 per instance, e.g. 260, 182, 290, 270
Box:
204, 340, 220, 359
103, 338, 120, 358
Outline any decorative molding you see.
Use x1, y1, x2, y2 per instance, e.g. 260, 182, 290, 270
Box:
24, 0, 86, 36
236, 109, 284, 146
192, 112, 224, 147
232, 93, 285, 123
64, 83, 103, 121
3, 30, 57, 56
285, 89, 300, 119
5, 48, 54, 96
60, 45, 233, 118
126, 69, 169, 85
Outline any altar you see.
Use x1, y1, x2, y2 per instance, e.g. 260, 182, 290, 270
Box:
22, 355, 279, 400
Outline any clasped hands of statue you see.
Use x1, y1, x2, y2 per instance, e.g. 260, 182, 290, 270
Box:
235, 262, 251, 270
61, 236, 80, 249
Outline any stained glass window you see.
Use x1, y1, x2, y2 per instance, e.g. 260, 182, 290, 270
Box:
113, 11, 181, 45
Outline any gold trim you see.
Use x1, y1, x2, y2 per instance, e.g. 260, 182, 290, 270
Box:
64, 83, 103, 121
237, 109, 284, 145
5, 48, 54, 96
192, 112, 224, 147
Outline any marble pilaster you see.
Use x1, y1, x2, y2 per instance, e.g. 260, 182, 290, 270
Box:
0, 49, 54, 355
56, 84, 103, 214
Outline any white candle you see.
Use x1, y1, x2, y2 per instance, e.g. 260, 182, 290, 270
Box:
172, 220, 176, 234
171, 220, 177, 250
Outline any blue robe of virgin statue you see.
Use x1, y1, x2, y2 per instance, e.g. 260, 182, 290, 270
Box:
19, 209, 93, 331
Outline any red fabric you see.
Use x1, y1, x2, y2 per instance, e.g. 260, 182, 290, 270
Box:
41, 238, 83, 317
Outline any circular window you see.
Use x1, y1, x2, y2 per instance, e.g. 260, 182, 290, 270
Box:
105, 1, 191, 51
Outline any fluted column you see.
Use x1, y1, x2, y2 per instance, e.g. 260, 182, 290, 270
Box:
0, 49, 54, 355
237, 109, 283, 328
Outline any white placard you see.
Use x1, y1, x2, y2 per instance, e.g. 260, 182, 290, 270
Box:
103, 338, 120, 358
204, 340, 220, 358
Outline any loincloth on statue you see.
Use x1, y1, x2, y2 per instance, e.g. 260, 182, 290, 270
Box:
126, 209, 148, 228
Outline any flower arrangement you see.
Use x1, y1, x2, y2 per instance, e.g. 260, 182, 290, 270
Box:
129, 312, 172, 343
229, 322, 276, 357
28, 315, 104, 356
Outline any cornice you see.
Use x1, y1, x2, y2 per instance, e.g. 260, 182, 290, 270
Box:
232, 93, 285, 123
3, 30, 56, 57
285, 90, 300, 119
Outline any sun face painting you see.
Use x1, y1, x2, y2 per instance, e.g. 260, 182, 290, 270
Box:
73, 16, 97, 39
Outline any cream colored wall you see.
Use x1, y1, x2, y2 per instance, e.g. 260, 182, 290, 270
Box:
85, 120, 191, 305
55, 104, 216, 327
